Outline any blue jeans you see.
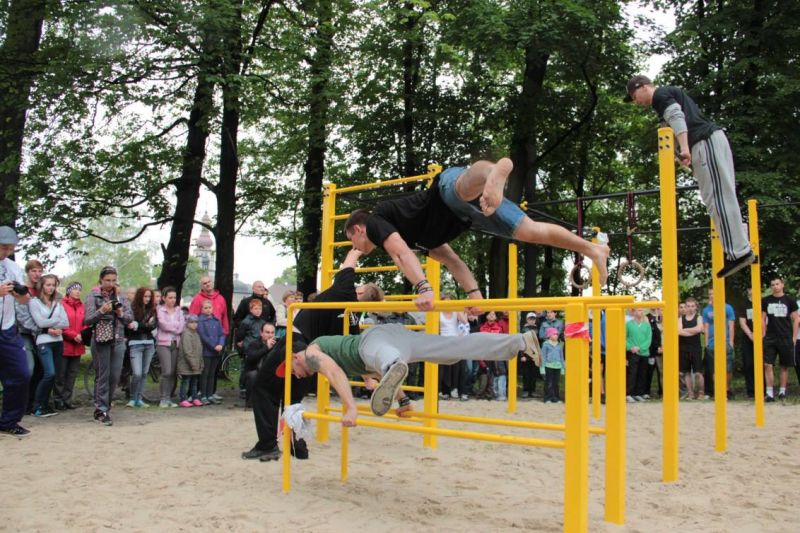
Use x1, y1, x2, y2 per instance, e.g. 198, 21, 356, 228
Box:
179, 375, 200, 401
34, 341, 61, 410
0, 326, 31, 429
129, 342, 155, 402
438, 166, 526, 238
493, 373, 508, 400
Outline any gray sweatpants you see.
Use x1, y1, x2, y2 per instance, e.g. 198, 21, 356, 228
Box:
691, 129, 751, 259
92, 340, 126, 412
358, 324, 524, 375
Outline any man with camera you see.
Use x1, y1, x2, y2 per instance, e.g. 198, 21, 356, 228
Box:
0, 226, 33, 437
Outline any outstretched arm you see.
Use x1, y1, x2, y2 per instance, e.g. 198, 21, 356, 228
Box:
306, 344, 358, 426
382, 232, 433, 311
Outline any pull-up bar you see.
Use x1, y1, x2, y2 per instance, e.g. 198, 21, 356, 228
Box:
525, 184, 699, 209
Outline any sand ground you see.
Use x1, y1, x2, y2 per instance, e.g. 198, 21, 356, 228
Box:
1, 391, 797, 533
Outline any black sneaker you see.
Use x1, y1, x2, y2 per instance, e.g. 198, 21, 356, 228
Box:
778, 392, 786, 401
100, 412, 113, 426
242, 447, 276, 460
0, 425, 31, 437
291, 438, 309, 460
34, 408, 58, 418
93, 409, 104, 421
258, 447, 282, 462
765, 395, 775, 403
716, 251, 757, 279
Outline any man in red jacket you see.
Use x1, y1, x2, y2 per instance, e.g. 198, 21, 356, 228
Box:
189, 276, 230, 335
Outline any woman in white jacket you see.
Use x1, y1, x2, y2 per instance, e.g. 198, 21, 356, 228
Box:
29, 274, 68, 418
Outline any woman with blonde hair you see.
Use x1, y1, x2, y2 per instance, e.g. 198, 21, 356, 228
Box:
29, 274, 69, 417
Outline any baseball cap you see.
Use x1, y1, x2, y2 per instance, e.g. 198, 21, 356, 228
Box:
526, 312, 536, 319
0, 226, 18, 245
624, 75, 652, 102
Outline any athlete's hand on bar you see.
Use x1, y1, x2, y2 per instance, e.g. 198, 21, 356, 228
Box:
342, 405, 358, 427
396, 404, 413, 417
414, 290, 434, 311
465, 290, 483, 316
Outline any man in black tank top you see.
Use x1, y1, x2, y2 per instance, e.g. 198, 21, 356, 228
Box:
678, 297, 706, 400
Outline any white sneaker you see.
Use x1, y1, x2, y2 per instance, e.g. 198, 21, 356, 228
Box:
634, 395, 645, 402
159, 400, 170, 408
626, 395, 635, 403
450, 388, 459, 399
125, 400, 136, 408
642, 394, 651, 400
211, 394, 223, 401
371, 361, 409, 416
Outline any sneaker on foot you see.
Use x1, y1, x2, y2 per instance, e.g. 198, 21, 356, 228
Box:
258, 447, 282, 462
371, 360, 409, 416
521, 330, 542, 366
201, 397, 211, 406
765, 395, 775, 403
450, 388, 459, 399
642, 394, 651, 400
716, 251, 757, 279
777, 392, 786, 400
634, 396, 645, 402
179, 400, 193, 408
290, 438, 309, 460
438, 392, 450, 400
211, 394, 223, 401
126, 400, 137, 408
192, 399, 204, 407
626, 395, 635, 403
208, 397, 221, 405
34, 408, 58, 418
459, 394, 469, 401
135, 400, 150, 408
0, 425, 31, 437
96, 412, 112, 426
242, 447, 275, 460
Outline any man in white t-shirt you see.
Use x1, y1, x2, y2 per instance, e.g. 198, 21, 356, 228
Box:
0, 226, 33, 437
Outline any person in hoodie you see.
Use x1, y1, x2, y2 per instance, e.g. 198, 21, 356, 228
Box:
189, 276, 229, 335
29, 274, 69, 418
155, 286, 185, 408
125, 287, 158, 408
84, 266, 133, 426
235, 298, 266, 351
177, 314, 204, 407
197, 299, 226, 404
56, 281, 86, 410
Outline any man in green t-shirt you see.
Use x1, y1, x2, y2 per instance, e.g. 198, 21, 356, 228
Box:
290, 323, 540, 417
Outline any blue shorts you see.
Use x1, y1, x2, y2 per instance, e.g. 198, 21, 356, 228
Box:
707, 344, 734, 369
438, 166, 526, 239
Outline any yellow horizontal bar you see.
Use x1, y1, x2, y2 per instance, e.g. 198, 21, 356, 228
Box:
332, 214, 349, 221
303, 412, 566, 449
328, 265, 427, 274
333, 173, 436, 195
329, 405, 605, 435
289, 295, 634, 314
358, 323, 426, 331
587, 301, 664, 310
384, 294, 416, 301
348, 381, 424, 393
332, 240, 352, 247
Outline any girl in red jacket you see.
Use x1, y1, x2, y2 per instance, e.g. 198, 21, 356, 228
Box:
56, 281, 86, 410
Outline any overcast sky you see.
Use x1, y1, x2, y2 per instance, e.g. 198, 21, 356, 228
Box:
40, 2, 674, 289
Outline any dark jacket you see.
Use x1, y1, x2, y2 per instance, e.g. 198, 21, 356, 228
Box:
233, 294, 276, 327
125, 308, 158, 342
83, 287, 133, 343
197, 314, 226, 357
235, 314, 266, 349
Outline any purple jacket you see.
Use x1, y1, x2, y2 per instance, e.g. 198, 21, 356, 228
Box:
197, 314, 226, 357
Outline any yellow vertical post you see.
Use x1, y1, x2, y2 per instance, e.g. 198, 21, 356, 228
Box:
591, 228, 602, 420
282, 315, 296, 493
710, 221, 728, 452
657, 127, 680, 482
507, 242, 518, 414
423, 258, 441, 449
316, 183, 337, 443
604, 307, 626, 524
341, 426, 349, 482
748, 199, 765, 427
564, 302, 589, 533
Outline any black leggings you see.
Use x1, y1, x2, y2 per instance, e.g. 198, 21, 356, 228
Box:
201, 356, 220, 398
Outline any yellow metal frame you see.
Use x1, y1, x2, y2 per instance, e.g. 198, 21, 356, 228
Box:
747, 199, 765, 427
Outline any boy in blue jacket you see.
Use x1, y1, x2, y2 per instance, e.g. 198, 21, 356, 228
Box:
198, 300, 226, 404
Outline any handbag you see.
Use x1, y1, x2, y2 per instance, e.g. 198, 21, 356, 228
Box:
94, 318, 115, 344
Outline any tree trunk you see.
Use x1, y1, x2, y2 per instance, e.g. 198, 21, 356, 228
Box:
214, 0, 244, 315
297, 0, 334, 297
0, 0, 46, 228
493, 44, 549, 299
157, 45, 216, 298
401, 1, 422, 176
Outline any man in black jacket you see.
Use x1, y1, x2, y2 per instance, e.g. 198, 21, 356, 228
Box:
233, 281, 276, 327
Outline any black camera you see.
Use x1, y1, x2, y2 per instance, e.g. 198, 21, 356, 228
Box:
109, 296, 123, 310
11, 282, 29, 296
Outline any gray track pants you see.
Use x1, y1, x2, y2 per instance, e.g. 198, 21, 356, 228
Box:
692, 130, 751, 259
358, 324, 524, 375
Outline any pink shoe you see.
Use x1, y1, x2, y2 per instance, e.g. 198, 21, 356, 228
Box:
179, 400, 192, 408
191, 399, 203, 407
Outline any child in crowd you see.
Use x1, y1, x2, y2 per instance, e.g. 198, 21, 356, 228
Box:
235, 298, 266, 351
177, 314, 204, 407
197, 300, 226, 405
492, 360, 508, 401
274, 290, 294, 338
540, 327, 565, 403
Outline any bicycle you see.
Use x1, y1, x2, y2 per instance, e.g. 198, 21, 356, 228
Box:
218, 349, 243, 382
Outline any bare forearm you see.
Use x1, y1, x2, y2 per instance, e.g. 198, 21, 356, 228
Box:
392, 248, 427, 285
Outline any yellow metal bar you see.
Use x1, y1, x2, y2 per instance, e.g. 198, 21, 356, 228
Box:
710, 221, 728, 453
333, 164, 442, 194
591, 228, 602, 420
341, 426, 349, 481
564, 302, 589, 533
348, 380, 424, 393
423, 259, 441, 448
657, 127, 680, 483
748, 199, 765, 427
332, 214, 349, 221
508, 242, 518, 414
303, 412, 566, 449
288, 295, 634, 315
316, 183, 337, 443
587, 301, 665, 310
282, 318, 296, 493
604, 307, 626, 524
384, 294, 417, 301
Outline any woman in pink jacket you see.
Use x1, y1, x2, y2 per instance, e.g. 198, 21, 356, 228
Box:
57, 281, 86, 409
155, 287, 185, 408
